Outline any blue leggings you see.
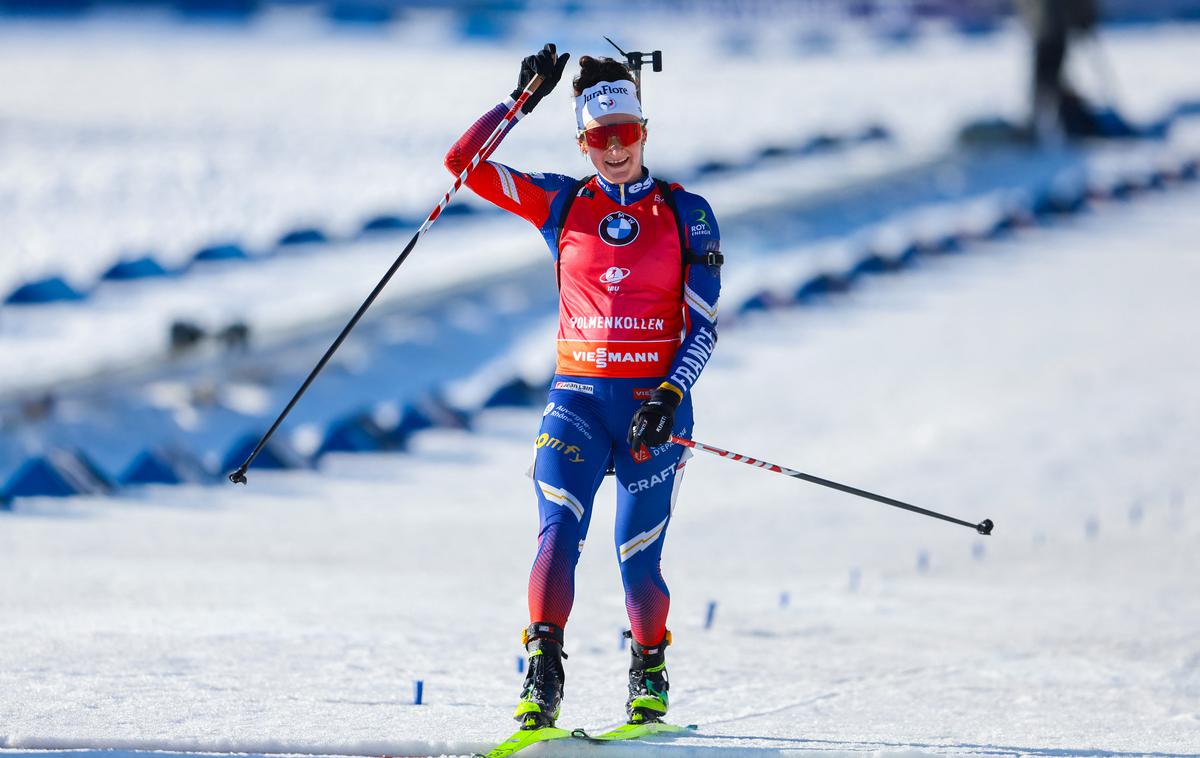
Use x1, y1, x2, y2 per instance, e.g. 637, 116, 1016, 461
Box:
528, 375, 693, 647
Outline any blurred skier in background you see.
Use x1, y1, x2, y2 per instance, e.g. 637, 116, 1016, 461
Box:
1018, 0, 1137, 138
444, 44, 722, 729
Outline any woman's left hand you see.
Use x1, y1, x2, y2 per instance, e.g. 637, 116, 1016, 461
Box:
628, 388, 681, 452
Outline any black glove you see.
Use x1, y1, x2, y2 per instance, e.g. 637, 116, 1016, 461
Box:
511, 43, 570, 115
628, 387, 681, 453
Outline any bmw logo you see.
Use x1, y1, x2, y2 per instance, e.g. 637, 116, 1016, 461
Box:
598, 211, 640, 246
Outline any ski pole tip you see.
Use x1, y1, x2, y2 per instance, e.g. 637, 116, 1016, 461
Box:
976, 518, 994, 535
229, 468, 248, 485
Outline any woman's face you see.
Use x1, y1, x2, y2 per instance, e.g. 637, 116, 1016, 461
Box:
579, 113, 647, 185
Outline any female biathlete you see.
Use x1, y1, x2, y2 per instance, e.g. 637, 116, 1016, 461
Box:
444, 44, 722, 729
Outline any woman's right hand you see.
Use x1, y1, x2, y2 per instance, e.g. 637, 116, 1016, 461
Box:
511, 43, 570, 115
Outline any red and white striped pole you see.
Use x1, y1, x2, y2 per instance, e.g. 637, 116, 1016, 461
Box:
672, 436, 993, 535
229, 77, 545, 485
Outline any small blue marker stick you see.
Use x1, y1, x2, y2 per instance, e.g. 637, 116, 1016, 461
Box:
916, 550, 930, 573
517, 656, 525, 673
779, 591, 790, 609
414, 679, 424, 705
1128, 502, 1144, 525
704, 601, 717, 630
971, 542, 985, 560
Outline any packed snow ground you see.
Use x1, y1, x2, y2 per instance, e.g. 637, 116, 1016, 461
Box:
3, 181, 1198, 756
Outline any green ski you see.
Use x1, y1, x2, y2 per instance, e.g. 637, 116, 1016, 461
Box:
475, 725, 572, 758
572, 721, 697, 742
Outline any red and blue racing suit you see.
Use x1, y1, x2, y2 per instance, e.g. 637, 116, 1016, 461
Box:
445, 99, 721, 647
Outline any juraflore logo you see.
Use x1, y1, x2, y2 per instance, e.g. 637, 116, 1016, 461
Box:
583, 83, 632, 103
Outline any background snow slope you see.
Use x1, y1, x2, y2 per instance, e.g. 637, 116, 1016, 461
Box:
3, 12, 1197, 293
3, 181, 1197, 757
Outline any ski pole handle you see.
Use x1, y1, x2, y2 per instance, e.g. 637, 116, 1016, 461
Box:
227, 77, 547, 486
673, 436, 993, 535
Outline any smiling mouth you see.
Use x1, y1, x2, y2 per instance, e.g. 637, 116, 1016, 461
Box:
605, 156, 631, 169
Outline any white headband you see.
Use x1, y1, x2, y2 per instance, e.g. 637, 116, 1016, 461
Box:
574, 80, 642, 131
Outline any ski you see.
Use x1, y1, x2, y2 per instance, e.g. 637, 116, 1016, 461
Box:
475, 725, 572, 758
571, 721, 697, 742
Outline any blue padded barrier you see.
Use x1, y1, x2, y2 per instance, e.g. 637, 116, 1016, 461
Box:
327, 1, 396, 25
919, 233, 964, 254
736, 290, 784, 316
384, 397, 473, 450
437, 204, 476, 217
315, 414, 389, 458
4, 276, 86, 305
695, 160, 735, 177
192, 243, 250, 263
220, 433, 303, 474
119, 448, 210, 486
277, 227, 329, 247
848, 253, 894, 278
986, 213, 1018, 238
361, 214, 411, 234
1, 449, 112, 500
893, 243, 921, 268
756, 145, 793, 161
798, 134, 841, 156
483, 377, 547, 409
794, 273, 850, 303
858, 124, 892, 142
102, 256, 171, 281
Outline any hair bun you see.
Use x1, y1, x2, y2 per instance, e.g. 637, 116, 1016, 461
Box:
572, 55, 635, 96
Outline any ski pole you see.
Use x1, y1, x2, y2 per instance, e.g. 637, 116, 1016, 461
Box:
673, 436, 993, 535
228, 75, 547, 485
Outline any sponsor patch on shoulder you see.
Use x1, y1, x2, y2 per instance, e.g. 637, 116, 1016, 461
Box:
555, 380, 594, 395
633, 387, 654, 400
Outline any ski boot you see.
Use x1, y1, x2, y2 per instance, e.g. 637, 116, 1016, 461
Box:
625, 630, 671, 724
514, 622, 566, 729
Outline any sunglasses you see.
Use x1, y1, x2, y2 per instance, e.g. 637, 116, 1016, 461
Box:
579, 121, 646, 149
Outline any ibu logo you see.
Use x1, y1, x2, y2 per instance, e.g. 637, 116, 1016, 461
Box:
598, 96, 616, 111
599, 211, 640, 247
599, 266, 630, 284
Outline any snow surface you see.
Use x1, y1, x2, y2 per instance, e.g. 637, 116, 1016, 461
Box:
3, 179, 1199, 756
